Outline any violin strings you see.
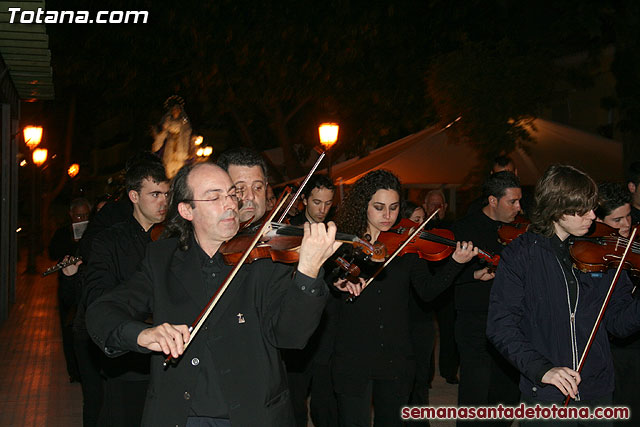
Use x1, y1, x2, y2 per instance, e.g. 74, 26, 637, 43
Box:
584, 237, 640, 254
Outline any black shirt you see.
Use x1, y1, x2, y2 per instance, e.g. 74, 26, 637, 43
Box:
451, 210, 505, 312
550, 234, 578, 310
190, 240, 231, 419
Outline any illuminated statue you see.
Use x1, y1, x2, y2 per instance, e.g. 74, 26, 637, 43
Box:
152, 95, 193, 178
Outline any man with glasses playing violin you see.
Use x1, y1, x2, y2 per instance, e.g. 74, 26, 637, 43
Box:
488, 165, 640, 426
86, 162, 341, 427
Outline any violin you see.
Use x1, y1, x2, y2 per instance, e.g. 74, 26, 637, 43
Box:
376, 218, 500, 268
150, 222, 166, 242
497, 214, 531, 245
220, 222, 387, 265
570, 222, 640, 277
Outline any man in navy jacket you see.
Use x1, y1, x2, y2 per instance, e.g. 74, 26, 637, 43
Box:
487, 165, 640, 423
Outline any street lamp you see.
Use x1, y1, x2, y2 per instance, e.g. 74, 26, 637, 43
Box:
24, 125, 45, 274
68, 163, 80, 178
23, 126, 43, 150
318, 123, 339, 150
32, 148, 48, 166
196, 146, 212, 158
318, 122, 339, 177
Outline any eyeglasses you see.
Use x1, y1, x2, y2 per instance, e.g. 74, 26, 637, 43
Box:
183, 194, 239, 204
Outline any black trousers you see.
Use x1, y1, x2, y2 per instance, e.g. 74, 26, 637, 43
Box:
611, 345, 640, 425
310, 362, 339, 427
99, 376, 148, 427
287, 361, 338, 427
336, 376, 413, 427
58, 280, 79, 379
455, 311, 520, 427
74, 333, 104, 427
409, 320, 436, 406
434, 289, 459, 379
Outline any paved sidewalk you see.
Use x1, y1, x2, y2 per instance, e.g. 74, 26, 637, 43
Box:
0, 253, 82, 426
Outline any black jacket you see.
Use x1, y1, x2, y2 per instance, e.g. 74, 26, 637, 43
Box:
487, 231, 640, 402
451, 210, 505, 312
332, 253, 462, 394
82, 216, 154, 379
86, 237, 328, 427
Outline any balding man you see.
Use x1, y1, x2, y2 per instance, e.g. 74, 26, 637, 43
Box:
87, 162, 341, 427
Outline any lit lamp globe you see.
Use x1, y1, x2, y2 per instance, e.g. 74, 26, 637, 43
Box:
32, 148, 48, 166
318, 123, 339, 150
24, 126, 43, 150
68, 163, 80, 178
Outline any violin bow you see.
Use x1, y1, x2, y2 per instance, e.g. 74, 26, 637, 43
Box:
163, 188, 292, 367
563, 226, 638, 406
346, 209, 439, 302
276, 151, 326, 223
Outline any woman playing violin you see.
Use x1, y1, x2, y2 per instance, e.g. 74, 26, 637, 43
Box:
487, 165, 640, 426
330, 170, 478, 427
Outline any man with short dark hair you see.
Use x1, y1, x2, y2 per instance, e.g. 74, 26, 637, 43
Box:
452, 171, 522, 425
83, 158, 170, 426
285, 173, 339, 427
217, 147, 269, 224
466, 155, 519, 216
86, 162, 341, 427
289, 174, 335, 225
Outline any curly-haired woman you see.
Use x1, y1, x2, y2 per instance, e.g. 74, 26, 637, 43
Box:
330, 169, 478, 426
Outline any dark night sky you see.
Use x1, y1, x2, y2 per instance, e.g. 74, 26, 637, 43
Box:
18, 1, 638, 203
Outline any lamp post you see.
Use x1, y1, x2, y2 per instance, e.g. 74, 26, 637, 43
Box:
318, 123, 339, 177
196, 146, 212, 159
24, 126, 44, 274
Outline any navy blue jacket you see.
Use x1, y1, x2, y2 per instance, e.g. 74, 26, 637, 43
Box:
487, 231, 640, 402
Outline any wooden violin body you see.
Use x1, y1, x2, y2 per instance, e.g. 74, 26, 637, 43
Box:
377, 220, 455, 262
220, 222, 387, 265
497, 215, 530, 245
570, 222, 640, 277
377, 218, 500, 267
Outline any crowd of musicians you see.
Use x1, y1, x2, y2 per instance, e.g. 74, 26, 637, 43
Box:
47, 147, 640, 427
